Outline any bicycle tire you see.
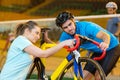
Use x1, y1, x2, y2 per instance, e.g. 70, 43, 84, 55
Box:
58, 57, 106, 80
26, 57, 45, 80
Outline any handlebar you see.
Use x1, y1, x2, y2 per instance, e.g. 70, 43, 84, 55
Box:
89, 40, 106, 61
64, 35, 80, 52
64, 34, 106, 61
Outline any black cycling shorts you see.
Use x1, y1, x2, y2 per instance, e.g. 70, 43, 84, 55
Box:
84, 45, 120, 76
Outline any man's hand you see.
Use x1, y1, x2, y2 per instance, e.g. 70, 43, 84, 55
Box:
100, 42, 109, 50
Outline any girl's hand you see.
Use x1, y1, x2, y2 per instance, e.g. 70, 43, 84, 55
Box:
63, 39, 75, 47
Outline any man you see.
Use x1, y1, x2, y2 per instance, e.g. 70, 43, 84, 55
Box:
106, 1, 120, 41
55, 11, 120, 80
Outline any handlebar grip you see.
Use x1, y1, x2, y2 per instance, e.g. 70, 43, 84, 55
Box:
92, 41, 106, 61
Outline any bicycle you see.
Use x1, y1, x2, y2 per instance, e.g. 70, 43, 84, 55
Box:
26, 28, 106, 80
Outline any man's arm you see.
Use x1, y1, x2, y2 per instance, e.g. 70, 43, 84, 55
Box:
96, 30, 110, 50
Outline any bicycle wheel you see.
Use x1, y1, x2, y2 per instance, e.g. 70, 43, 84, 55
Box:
58, 57, 106, 80
26, 57, 45, 80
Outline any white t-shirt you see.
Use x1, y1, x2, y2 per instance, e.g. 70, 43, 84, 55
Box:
0, 36, 33, 80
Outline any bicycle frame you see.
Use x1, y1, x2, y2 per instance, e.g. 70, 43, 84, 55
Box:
39, 35, 83, 79
41, 42, 82, 79
51, 50, 82, 80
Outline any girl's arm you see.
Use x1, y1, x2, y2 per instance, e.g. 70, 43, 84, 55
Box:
24, 39, 74, 58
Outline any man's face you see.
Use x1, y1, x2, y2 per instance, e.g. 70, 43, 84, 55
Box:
107, 8, 116, 14
61, 19, 76, 35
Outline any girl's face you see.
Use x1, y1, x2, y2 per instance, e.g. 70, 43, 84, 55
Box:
61, 19, 76, 35
26, 26, 41, 43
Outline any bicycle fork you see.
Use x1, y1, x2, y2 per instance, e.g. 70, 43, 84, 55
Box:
73, 50, 84, 80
